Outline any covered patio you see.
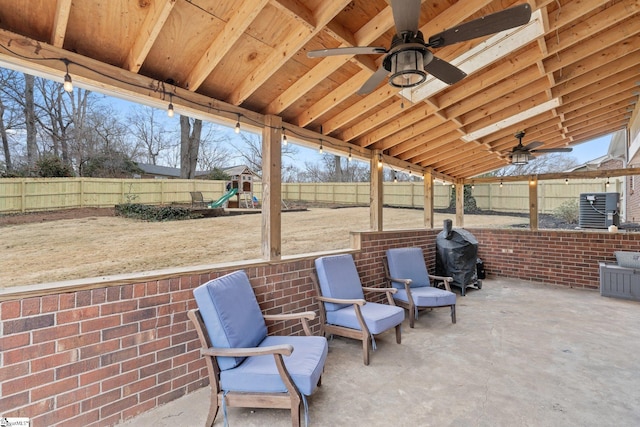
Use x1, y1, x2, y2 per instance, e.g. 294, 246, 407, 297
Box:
123, 278, 640, 427
1, 1, 639, 426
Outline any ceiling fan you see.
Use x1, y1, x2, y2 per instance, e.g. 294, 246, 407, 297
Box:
508, 131, 573, 165
307, 0, 532, 95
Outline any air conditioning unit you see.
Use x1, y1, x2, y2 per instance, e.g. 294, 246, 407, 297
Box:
579, 192, 620, 229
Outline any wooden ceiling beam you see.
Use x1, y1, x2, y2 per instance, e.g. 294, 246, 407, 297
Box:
271, 0, 315, 29
564, 104, 631, 129
546, 24, 640, 82
561, 78, 639, 112
265, 2, 396, 116
356, 104, 438, 149
390, 123, 461, 160
545, 1, 639, 57
124, 0, 176, 73
185, 0, 269, 91
373, 115, 455, 154
552, 54, 638, 100
50, 0, 72, 48
228, 0, 351, 106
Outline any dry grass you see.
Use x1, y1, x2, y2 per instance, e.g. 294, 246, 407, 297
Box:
1, 207, 525, 288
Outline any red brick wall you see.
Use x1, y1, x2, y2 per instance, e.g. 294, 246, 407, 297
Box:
470, 228, 640, 289
1, 227, 637, 426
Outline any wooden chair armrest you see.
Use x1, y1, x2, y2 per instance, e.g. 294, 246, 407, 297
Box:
387, 276, 412, 286
201, 344, 293, 358
316, 295, 366, 306
431, 275, 453, 291
362, 286, 397, 294
264, 311, 316, 322
264, 311, 317, 335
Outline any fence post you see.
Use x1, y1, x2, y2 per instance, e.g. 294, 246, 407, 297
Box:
21, 179, 26, 213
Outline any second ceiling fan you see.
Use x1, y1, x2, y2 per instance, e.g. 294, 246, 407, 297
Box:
508, 131, 573, 165
308, 1, 532, 94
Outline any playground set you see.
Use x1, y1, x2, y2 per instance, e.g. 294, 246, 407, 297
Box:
210, 165, 259, 209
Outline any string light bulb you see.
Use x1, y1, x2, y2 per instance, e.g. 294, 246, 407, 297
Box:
500, 181, 503, 188
234, 114, 241, 134
318, 141, 323, 154
393, 172, 397, 183
565, 178, 569, 185
167, 94, 174, 118
282, 129, 287, 145
348, 148, 352, 162
62, 59, 73, 92
377, 153, 383, 169
606, 178, 610, 188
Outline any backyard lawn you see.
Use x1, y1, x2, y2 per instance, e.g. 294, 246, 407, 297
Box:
1, 206, 528, 288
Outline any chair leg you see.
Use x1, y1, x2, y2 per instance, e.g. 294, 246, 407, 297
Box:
395, 324, 402, 344
291, 399, 302, 427
451, 305, 456, 324
206, 391, 219, 427
363, 336, 370, 366
408, 306, 415, 328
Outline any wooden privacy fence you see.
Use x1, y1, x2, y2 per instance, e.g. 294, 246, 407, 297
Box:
0, 177, 617, 214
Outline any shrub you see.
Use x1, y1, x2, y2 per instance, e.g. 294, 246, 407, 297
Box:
554, 199, 579, 224
115, 203, 199, 221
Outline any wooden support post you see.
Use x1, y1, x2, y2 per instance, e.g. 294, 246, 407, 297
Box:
370, 150, 383, 231
529, 175, 538, 231
424, 171, 434, 229
261, 115, 282, 260
455, 179, 464, 227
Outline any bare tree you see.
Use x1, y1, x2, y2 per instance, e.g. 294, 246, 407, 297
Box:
179, 115, 202, 179
195, 124, 232, 172
128, 106, 172, 165
24, 74, 38, 169
235, 131, 298, 174
300, 154, 369, 182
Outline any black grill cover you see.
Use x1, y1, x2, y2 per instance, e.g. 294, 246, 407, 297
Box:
435, 219, 478, 288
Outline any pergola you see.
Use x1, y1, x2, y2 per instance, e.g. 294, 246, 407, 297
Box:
0, 0, 638, 247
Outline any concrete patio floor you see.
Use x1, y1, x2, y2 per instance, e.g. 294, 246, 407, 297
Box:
121, 278, 640, 427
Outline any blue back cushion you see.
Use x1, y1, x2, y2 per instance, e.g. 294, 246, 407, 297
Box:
386, 247, 431, 288
193, 270, 267, 371
315, 254, 364, 312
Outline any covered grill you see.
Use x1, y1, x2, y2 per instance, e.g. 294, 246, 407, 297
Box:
435, 219, 482, 296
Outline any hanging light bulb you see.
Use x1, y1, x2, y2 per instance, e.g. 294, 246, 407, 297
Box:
167, 94, 174, 118
348, 148, 352, 162
500, 181, 503, 188
606, 178, 610, 188
318, 141, 323, 154
471, 183, 475, 189
234, 114, 241, 134
565, 178, 569, 185
62, 59, 73, 92
393, 172, 397, 183
282, 129, 287, 145
377, 153, 383, 169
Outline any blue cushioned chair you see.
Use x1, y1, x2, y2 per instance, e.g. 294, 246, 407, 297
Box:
190, 270, 328, 427
311, 254, 405, 365
385, 247, 457, 328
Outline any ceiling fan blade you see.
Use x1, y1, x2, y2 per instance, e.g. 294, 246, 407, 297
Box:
390, 0, 421, 35
357, 66, 390, 95
307, 46, 387, 58
427, 3, 532, 48
424, 57, 467, 85
523, 141, 544, 150
531, 148, 573, 153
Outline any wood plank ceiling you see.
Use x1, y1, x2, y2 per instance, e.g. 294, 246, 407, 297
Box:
0, 0, 638, 180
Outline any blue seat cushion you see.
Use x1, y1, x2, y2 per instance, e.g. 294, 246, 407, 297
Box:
386, 248, 431, 288
326, 302, 404, 335
315, 254, 365, 312
193, 270, 268, 371
220, 335, 328, 396
394, 286, 456, 307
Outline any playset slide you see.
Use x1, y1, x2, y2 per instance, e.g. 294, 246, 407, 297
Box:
210, 187, 238, 208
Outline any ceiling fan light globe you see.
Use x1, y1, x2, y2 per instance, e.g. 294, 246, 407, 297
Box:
389, 49, 426, 88
511, 152, 529, 165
